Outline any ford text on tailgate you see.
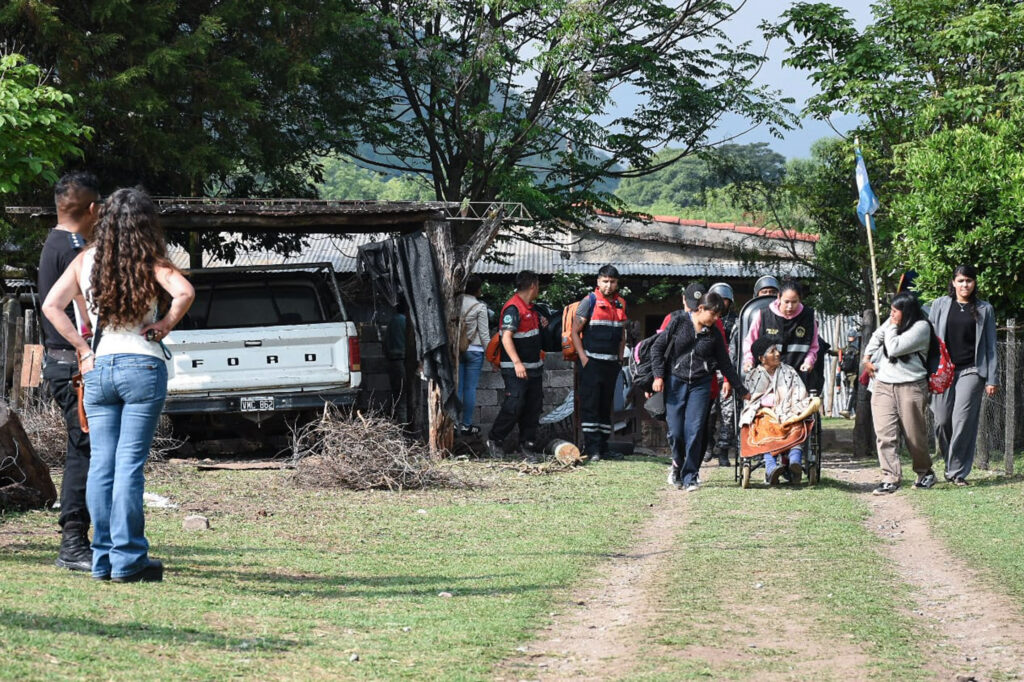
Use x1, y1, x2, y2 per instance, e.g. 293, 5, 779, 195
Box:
162, 263, 361, 417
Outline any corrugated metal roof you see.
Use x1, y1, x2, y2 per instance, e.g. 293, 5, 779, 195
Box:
169, 229, 813, 278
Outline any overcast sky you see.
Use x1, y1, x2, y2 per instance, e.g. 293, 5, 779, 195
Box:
703, 0, 875, 159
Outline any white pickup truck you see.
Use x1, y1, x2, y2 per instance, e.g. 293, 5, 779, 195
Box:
162, 263, 361, 439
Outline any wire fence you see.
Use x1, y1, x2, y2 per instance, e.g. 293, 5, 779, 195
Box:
974, 322, 1021, 472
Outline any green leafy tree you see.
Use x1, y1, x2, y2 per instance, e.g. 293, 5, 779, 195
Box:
892, 113, 1024, 311
358, 0, 793, 223
354, 1, 794, 448
2, 0, 382, 260
318, 155, 434, 201
770, 0, 1024, 313
0, 52, 90, 194
0, 51, 91, 289
616, 143, 788, 223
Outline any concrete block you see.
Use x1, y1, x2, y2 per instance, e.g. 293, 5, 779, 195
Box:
478, 371, 506, 389
473, 389, 499, 407
545, 370, 574, 388
545, 354, 571, 369
478, 406, 501, 423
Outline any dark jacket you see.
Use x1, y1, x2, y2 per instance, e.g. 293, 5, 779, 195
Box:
650, 312, 747, 395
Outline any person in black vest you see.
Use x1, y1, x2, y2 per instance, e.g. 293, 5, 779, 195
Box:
706, 281, 738, 467
741, 278, 820, 387
570, 265, 628, 462
487, 271, 546, 461
38, 171, 102, 572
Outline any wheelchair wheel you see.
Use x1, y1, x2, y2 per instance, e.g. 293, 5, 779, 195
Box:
740, 462, 751, 489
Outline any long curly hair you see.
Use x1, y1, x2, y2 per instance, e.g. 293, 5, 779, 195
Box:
88, 188, 172, 329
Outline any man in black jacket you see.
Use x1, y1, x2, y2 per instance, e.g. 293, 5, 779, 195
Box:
38, 171, 101, 572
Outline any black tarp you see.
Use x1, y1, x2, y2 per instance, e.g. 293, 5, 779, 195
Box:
357, 232, 458, 421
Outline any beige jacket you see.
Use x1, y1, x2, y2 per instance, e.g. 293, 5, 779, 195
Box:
460, 294, 489, 349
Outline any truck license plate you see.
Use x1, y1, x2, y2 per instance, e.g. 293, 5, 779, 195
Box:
240, 396, 275, 412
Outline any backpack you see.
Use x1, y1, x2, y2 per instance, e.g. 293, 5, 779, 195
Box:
485, 332, 502, 368
484, 331, 546, 370
889, 322, 954, 394
840, 345, 860, 373
561, 293, 596, 361
629, 312, 685, 393
924, 328, 954, 394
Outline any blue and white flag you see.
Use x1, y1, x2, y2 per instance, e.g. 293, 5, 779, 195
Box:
855, 148, 879, 227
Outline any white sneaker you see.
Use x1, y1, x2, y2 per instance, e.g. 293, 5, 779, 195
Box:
685, 478, 700, 492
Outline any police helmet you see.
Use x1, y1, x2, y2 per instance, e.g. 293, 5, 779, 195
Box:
753, 275, 781, 296
708, 282, 734, 302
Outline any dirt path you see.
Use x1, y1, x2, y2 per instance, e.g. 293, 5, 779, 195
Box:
498, 463, 870, 681
834, 462, 1024, 681
497, 472, 689, 681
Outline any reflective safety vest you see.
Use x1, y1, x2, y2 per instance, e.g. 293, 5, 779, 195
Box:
760, 304, 816, 369
499, 294, 543, 371
582, 289, 627, 361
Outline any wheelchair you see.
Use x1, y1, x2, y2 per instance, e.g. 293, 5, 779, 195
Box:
730, 295, 823, 488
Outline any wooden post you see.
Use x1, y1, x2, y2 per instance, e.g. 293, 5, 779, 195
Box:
853, 308, 877, 458
0, 306, 8, 401
10, 324, 24, 412
1005, 318, 1015, 476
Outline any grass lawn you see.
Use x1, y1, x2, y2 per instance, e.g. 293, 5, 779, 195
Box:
628, 467, 929, 681
907, 452, 1024, 605
0, 458, 662, 681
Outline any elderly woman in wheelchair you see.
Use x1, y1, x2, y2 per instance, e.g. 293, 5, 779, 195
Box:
738, 336, 822, 486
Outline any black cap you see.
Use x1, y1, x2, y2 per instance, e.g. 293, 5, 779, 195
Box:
683, 282, 706, 311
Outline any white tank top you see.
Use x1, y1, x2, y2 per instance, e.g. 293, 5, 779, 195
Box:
79, 248, 163, 359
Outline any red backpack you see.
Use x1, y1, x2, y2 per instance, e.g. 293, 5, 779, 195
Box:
926, 329, 954, 394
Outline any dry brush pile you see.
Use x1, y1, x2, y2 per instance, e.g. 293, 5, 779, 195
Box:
290, 408, 473, 491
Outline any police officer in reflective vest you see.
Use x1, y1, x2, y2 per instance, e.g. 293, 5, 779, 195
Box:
570, 265, 628, 462
487, 270, 546, 460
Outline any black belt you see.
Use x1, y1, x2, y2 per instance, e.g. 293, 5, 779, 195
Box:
45, 348, 78, 363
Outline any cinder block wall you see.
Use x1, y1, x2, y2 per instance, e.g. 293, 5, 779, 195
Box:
469, 353, 574, 429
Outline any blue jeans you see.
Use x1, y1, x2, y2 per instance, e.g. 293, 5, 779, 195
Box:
664, 375, 712, 486
83, 354, 168, 579
765, 446, 803, 479
458, 350, 485, 427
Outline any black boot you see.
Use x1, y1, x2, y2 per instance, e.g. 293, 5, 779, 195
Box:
55, 521, 92, 572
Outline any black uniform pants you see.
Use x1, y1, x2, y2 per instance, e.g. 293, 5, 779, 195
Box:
43, 360, 91, 528
489, 370, 543, 447
579, 358, 620, 455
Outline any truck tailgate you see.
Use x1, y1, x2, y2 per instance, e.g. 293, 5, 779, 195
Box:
165, 321, 359, 395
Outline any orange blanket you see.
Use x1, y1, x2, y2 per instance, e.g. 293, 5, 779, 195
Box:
740, 410, 809, 459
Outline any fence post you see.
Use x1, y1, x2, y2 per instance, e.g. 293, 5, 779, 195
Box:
1005, 318, 1016, 476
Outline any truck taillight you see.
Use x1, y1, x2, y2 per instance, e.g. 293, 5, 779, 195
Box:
348, 336, 361, 371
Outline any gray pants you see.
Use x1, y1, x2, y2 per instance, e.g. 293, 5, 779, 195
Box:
931, 367, 985, 481
871, 379, 931, 485
714, 393, 737, 454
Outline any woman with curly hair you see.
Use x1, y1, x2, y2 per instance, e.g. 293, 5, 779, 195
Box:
43, 188, 194, 583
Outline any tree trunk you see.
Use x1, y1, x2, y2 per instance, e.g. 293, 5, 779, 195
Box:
853, 308, 877, 458
422, 211, 505, 455
0, 400, 57, 509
